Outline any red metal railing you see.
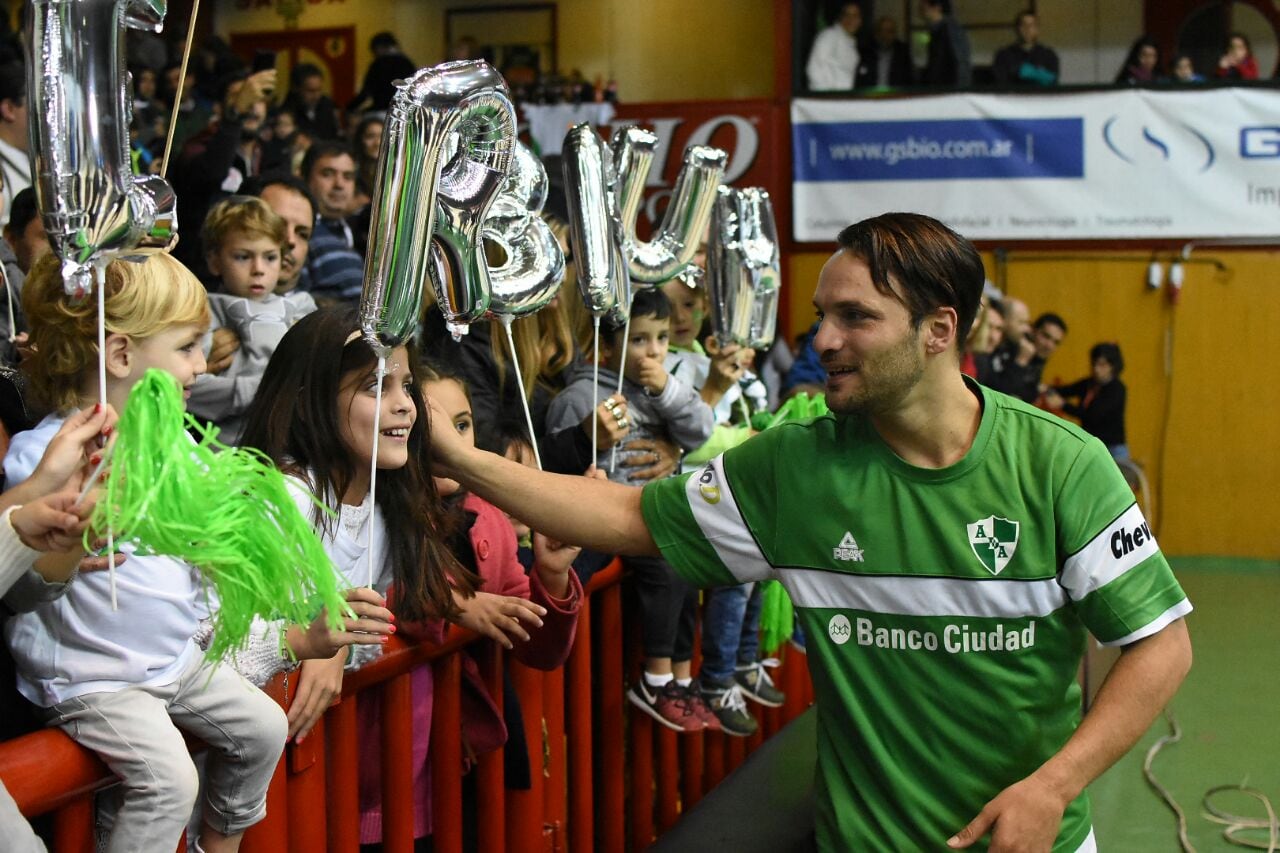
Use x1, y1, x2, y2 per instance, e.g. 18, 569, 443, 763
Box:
0, 560, 815, 851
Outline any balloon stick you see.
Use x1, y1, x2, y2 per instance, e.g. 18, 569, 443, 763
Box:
609, 312, 632, 474
501, 317, 543, 471
591, 315, 600, 463
94, 264, 116, 610
160, 0, 202, 179
367, 356, 386, 589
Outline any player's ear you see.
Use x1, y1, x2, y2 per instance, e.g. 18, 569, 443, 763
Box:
923, 306, 958, 356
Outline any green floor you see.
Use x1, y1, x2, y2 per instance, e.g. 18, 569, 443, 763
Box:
1089, 558, 1280, 851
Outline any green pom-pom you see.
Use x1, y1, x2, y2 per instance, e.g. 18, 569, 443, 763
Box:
758, 579, 794, 656
765, 392, 829, 430
91, 369, 349, 662
750, 410, 773, 432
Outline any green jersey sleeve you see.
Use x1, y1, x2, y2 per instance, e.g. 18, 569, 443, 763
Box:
641, 429, 782, 588
1056, 439, 1191, 646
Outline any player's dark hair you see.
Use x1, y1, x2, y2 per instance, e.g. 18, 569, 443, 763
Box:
835, 212, 985, 352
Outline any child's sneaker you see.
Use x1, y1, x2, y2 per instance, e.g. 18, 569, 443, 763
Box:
734, 660, 786, 708
698, 678, 758, 737
628, 678, 703, 732
679, 683, 722, 732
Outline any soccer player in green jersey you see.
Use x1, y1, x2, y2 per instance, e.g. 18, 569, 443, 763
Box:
424, 212, 1193, 851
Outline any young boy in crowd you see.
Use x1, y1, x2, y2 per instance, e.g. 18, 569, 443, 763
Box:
546, 287, 717, 731
187, 196, 316, 443
661, 275, 783, 736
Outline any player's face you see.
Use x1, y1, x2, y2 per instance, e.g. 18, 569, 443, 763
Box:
813, 251, 926, 416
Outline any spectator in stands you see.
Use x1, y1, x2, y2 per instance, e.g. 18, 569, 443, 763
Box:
962, 295, 1004, 379
260, 108, 309, 174
129, 65, 166, 151
1115, 36, 1161, 84
992, 10, 1059, 87
348, 32, 416, 115
1045, 342, 1128, 461
4, 189, 48, 279
160, 60, 213, 157
1172, 54, 1205, 83
351, 115, 384, 212
0, 61, 29, 228
281, 63, 340, 142
302, 141, 364, 304
805, 2, 863, 92
241, 172, 316, 300
984, 311, 1067, 403
860, 15, 914, 88
1216, 32, 1259, 80
171, 68, 277, 280
782, 320, 827, 398
546, 288, 718, 733
919, 0, 972, 87
188, 197, 315, 444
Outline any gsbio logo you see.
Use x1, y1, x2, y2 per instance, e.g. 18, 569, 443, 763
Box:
828, 614, 852, 645
1241, 126, 1280, 158
1102, 115, 1215, 173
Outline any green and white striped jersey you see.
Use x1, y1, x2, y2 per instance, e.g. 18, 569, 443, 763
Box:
641, 380, 1189, 852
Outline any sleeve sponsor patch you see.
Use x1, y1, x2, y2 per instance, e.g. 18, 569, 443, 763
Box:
1060, 503, 1159, 601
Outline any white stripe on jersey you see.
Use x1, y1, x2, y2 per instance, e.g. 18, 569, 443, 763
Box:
1100, 599, 1192, 648
1060, 503, 1159, 602
684, 456, 774, 584
781, 568, 1069, 619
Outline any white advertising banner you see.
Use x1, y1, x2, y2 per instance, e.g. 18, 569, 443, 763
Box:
792, 89, 1280, 241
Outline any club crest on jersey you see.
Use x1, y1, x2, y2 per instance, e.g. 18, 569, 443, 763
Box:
966, 516, 1020, 575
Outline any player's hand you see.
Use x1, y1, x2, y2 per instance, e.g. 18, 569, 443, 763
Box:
451, 590, 546, 650
635, 356, 669, 395
947, 774, 1067, 852
423, 393, 473, 479
206, 327, 241, 375
288, 648, 347, 742
584, 394, 630, 450
617, 437, 679, 481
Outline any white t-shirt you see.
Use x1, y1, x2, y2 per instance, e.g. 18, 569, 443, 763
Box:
284, 474, 390, 592
3, 413, 201, 706
806, 24, 861, 91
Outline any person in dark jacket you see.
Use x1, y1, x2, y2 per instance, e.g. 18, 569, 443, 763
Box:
279, 63, 340, 142
348, 33, 416, 115
858, 16, 914, 88
919, 0, 971, 87
1046, 342, 1128, 461
992, 10, 1059, 87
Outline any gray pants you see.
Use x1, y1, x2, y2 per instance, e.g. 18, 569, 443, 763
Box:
0, 779, 45, 853
45, 654, 286, 853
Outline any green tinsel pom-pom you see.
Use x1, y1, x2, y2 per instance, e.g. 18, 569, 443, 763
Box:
91, 369, 349, 662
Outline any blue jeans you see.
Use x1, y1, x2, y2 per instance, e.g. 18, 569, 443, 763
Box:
700, 582, 763, 683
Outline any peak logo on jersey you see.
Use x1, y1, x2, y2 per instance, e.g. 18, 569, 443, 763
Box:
828, 614, 852, 645
833, 531, 864, 562
966, 515, 1020, 575
697, 464, 721, 504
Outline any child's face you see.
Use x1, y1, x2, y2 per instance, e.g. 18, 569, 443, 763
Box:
208, 232, 282, 300
661, 279, 706, 350
422, 377, 473, 497
125, 323, 208, 405
337, 347, 417, 474
610, 313, 670, 384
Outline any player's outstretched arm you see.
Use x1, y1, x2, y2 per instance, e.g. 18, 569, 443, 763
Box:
425, 395, 660, 557
948, 618, 1192, 852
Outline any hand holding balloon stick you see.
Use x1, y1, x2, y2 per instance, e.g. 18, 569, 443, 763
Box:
360, 60, 516, 585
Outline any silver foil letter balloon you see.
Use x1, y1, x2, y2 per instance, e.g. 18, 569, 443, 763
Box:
483, 142, 564, 320
360, 60, 515, 351
425, 62, 516, 332
613, 127, 727, 285
708, 186, 780, 350
26, 0, 178, 297
562, 123, 625, 317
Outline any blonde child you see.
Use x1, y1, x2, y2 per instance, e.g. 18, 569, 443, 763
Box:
4, 253, 285, 853
187, 196, 316, 443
